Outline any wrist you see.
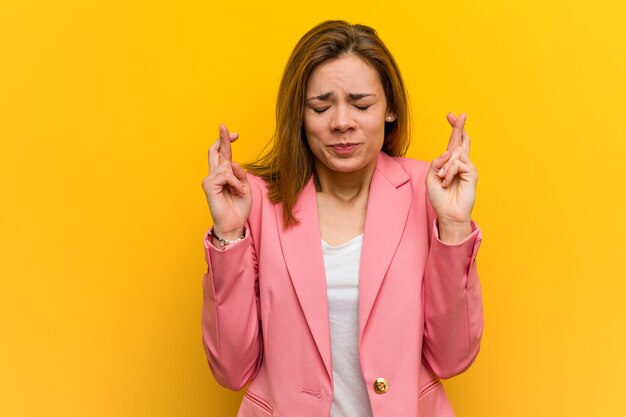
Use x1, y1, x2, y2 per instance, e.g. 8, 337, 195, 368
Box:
437, 219, 472, 244
210, 227, 246, 247
212, 225, 245, 241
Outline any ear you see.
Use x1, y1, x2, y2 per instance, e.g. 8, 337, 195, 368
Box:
385, 111, 397, 122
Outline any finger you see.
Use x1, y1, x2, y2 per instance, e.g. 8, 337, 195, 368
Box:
209, 138, 220, 172
223, 170, 245, 195
232, 161, 250, 194
206, 163, 245, 195
430, 150, 452, 176
458, 145, 475, 168
442, 159, 472, 188
447, 112, 471, 155
210, 129, 240, 171
447, 112, 457, 127
206, 164, 230, 183
219, 124, 233, 163
202, 164, 229, 193
231, 161, 248, 182
461, 129, 471, 156
438, 147, 465, 178
447, 113, 466, 152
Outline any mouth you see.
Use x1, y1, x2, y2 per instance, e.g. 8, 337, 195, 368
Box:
329, 143, 360, 154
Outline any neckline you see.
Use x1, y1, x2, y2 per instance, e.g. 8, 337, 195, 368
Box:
321, 233, 364, 251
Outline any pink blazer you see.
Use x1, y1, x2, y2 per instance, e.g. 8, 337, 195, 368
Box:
202, 152, 483, 417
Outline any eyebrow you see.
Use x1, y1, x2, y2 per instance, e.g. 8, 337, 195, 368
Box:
307, 92, 376, 101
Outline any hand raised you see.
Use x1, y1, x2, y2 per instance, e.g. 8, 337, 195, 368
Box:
201, 124, 252, 240
426, 113, 478, 230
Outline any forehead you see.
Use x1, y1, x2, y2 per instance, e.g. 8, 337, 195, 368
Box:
306, 54, 383, 94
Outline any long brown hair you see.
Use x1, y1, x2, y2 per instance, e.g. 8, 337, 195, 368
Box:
246, 20, 411, 227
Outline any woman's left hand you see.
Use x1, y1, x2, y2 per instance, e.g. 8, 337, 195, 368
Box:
426, 112, 478, 241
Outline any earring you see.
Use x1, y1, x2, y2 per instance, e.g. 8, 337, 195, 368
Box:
386, 115, 395, 122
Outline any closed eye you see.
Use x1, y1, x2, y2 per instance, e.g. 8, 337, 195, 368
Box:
312, 107, 329, 114
311, 104, 372, 114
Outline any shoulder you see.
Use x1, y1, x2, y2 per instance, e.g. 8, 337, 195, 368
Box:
245, 171, 270, 199
377, 152, 431, 184
393, 156, 431, 177
382, 154, 437, 223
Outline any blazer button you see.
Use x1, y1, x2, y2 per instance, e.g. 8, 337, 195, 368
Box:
373, 377, 389, 394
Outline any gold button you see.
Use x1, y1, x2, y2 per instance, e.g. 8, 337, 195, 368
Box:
373, 377, 389, 394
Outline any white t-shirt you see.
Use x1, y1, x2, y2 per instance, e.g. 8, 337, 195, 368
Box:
322, 234, 374, 417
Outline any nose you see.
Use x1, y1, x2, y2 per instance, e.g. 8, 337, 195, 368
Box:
330, 104, 356, 132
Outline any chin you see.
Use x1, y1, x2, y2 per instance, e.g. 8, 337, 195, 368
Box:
323, 157, 372, 174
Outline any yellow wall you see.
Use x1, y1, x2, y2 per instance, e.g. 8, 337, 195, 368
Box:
2, 1, 625, 416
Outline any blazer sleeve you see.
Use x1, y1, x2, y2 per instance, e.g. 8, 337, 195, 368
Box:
421, 208, 484, 379
201, 224, 262, 391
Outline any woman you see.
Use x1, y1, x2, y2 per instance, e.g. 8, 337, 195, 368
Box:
201, 20, 483, 417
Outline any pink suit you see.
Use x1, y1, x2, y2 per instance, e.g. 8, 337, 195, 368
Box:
202, 152, 483, 417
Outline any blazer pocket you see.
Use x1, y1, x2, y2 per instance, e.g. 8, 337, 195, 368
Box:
242, 390, 274, 416
418, 379, 455, 417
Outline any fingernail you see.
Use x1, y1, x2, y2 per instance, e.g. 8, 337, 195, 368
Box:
437, 168, 444, 177
440, 151, 450, 158
442, 179, 447, 187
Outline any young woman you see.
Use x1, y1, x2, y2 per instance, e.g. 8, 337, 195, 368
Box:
201, 20, 483, 417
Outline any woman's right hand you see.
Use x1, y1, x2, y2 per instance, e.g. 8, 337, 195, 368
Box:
202, 124, 252, 240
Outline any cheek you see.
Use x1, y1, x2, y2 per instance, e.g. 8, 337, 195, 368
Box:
303, 117, 324, 145
303, 126, 320, 157
360, 117, 387, 143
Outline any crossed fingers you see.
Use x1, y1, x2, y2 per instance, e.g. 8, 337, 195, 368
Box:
437, 113, 476, 187
209, 124, 238, 171
207, 124, 246, 195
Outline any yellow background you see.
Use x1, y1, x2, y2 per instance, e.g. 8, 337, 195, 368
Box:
2, 0, 625, 416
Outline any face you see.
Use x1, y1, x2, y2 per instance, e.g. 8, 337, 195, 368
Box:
303, 54, 395, 176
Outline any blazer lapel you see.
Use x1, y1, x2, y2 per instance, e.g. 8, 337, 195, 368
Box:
275, 177, 332, 381
359, 153, 412, 342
